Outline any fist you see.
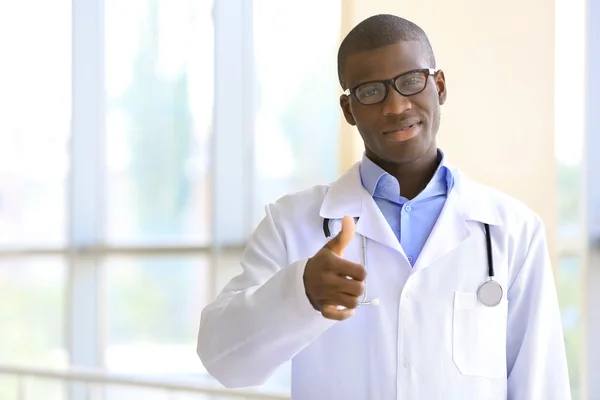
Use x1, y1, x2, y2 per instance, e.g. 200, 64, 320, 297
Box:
303, 216, 366, 321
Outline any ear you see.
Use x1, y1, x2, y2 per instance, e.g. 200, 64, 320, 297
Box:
340, 94, 356, 126
434, 70, 447, 105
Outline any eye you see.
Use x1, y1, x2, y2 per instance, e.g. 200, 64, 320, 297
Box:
399, 73, 425, 88
362, 89, 379, 97
356, 83, 384, 100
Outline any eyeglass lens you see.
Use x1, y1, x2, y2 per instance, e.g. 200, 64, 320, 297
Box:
354, 70, 429, 105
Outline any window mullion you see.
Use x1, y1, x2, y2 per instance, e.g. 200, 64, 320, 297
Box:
67, 0, 106, 399
584, 0, 600, 397
210, 0, 256, 297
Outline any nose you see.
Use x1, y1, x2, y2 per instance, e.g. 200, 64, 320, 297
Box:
381, 84, 411, 115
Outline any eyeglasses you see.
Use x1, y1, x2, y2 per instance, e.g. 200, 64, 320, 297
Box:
344, 68, 437, 105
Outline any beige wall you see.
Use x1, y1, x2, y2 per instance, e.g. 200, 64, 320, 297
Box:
338, 0, 557, 264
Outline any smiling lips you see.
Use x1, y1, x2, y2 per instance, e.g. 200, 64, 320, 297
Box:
383, 122, 422, 142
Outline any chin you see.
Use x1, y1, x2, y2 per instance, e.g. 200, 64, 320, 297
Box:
379, 139, 431, 163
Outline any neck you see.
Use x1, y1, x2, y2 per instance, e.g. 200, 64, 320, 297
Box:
367, 146, 439, 200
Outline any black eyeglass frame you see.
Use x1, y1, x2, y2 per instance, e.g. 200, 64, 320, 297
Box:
344, 68, 438, 105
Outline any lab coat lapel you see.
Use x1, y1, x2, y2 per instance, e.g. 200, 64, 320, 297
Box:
413, 166, 502, 272
356, 190, 404, 254
319, 163, 403, 254
411, 183, 470, 271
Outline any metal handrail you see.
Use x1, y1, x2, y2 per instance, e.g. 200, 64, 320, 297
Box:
0, 243, 246, 258
0, 364, 290, 400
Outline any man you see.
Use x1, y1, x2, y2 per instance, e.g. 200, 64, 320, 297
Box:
197, 14, 571, 400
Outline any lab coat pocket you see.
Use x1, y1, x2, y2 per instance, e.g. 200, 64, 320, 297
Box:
452, 291, 508, 379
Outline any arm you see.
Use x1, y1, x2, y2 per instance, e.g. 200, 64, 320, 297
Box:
197, 203, 335, 388
506, 219, 572, 399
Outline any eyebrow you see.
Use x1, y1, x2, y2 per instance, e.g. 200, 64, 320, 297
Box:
348, 67, 424, 90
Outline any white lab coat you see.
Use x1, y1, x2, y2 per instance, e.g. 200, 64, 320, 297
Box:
197, 162, 571, 400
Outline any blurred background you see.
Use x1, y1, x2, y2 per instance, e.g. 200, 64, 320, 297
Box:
0, 0, 598, 399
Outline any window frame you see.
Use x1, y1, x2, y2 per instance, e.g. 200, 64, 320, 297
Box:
583, 0, 600, 397
0, 0, 256, 399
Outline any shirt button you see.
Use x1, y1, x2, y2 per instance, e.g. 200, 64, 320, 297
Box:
405, 205, 412, 212
404, 362, 411, 368
407, 256, 413, 263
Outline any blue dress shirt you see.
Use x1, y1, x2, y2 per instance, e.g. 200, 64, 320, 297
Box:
359, 150, 454, 266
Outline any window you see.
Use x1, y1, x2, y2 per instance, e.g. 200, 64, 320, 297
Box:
103, 0, 214, 378
0, 1, 71, 399
252, 0, 341, 227
0, 257, 67, 400
105, 0, 213, 246
0, 1, 70, 248
555, 0, 587, 397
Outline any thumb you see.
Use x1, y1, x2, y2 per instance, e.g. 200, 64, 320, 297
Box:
325, 215, 355, 256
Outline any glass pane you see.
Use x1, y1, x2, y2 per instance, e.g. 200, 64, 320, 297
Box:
0, 1, 70, 247
104, 255, 211, 375
252, 0, 341, 227
555, 0, 586, 398
0, 377, 17, 400
24, 379, 66, 400
557, 256, 583, 399
0, 377, 65, 400
555, 0, 586, 244
105, 0, 213, 245
0, 257, 67, 366
557, 163, 582, 241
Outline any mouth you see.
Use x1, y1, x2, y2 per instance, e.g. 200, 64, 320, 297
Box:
383, 122, 422, 142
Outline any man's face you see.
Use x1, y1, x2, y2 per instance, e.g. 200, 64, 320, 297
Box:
340, 41, 447, 165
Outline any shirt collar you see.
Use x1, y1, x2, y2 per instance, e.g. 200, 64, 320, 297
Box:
359, 149, 455, 202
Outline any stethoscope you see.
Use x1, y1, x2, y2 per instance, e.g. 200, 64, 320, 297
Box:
322, 218, 504, 308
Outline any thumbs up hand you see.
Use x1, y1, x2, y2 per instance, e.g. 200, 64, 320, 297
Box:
303, 216, 367, 321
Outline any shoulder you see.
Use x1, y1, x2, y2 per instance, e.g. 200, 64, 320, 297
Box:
452, 167, 544, 234
265, 184, 329, 228
452, 168, 549, 282
260, 184, 331, 257
269, 184, 328, 211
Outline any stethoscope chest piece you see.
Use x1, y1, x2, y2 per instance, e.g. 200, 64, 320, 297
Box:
477, 278, 503, 307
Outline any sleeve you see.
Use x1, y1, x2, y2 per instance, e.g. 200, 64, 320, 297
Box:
196, 202, 336, 388
506, 219, 572, 399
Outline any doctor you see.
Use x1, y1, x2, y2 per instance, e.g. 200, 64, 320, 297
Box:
197, 14, 571, 400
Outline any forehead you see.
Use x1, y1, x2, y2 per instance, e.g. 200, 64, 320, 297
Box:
343, 41, 430, 88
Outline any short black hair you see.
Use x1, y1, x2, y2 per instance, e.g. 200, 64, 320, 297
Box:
337, 14, 436, 89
